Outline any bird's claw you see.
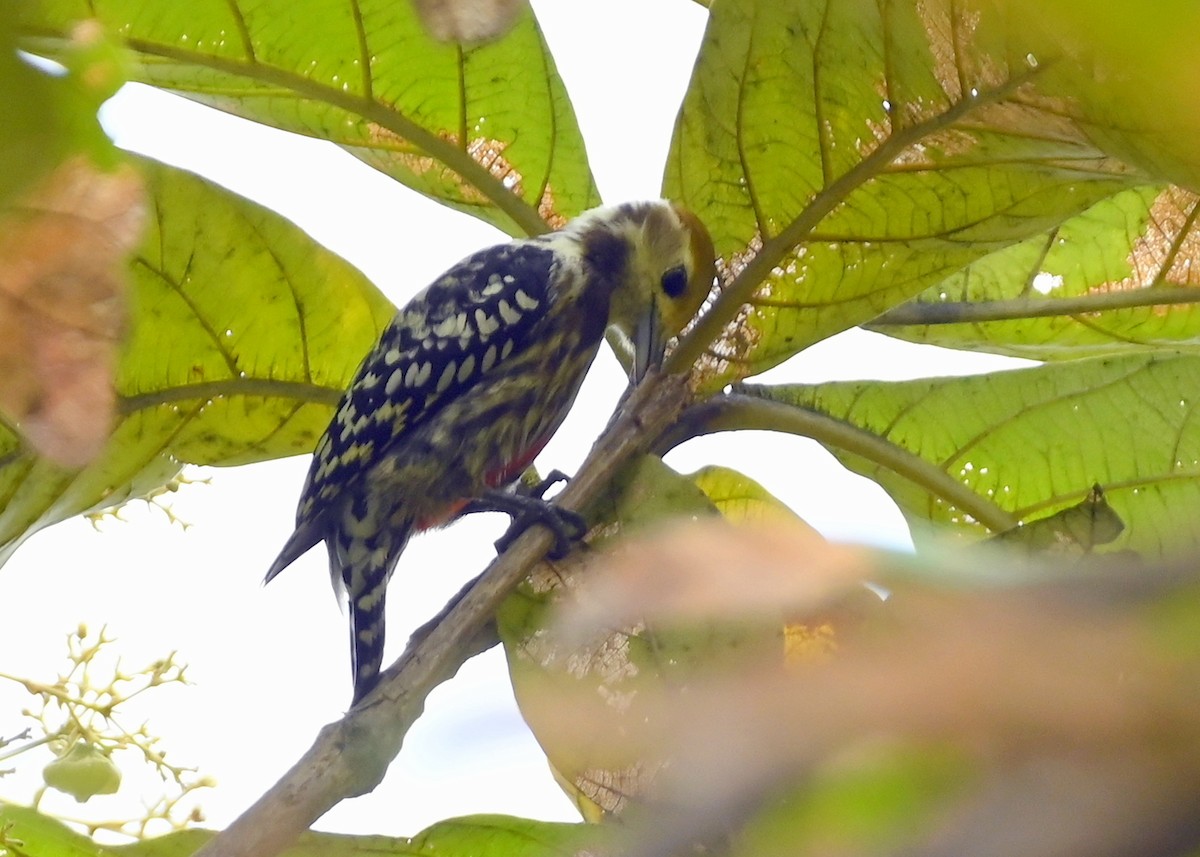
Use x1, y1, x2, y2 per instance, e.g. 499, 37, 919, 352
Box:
517, 468, 570, 501
494, 504, 587, 559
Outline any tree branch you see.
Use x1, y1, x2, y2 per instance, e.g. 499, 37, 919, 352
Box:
657, 390, 1019, 534
192, 369, 695, 857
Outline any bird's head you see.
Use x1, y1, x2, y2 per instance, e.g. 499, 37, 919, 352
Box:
573, 200, 715, 381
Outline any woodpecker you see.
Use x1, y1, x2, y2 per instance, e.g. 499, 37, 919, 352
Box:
266, 201, 715, 703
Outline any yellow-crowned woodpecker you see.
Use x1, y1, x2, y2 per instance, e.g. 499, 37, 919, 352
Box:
266, 201, 715, 703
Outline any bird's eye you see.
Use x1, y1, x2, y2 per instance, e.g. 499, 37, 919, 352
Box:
660, 265, 688, 298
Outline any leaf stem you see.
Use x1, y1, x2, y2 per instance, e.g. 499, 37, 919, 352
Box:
0, 732, 53, 764
658, 390, 1019, 534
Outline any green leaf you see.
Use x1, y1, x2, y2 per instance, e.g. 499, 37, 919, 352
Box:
1002, 0, 1200, 192
0, 802, 607, 857
871, 185, 1200, 359
730, 746, 971, 857
689, 464, 812, 527
0, 13, 119, 206
737, 353, 1200, 555
114, 829, 409, 857
0, 801, 98, 857
582, 454, 718, 548
19, 0, 598, 236
989, 483, 1126, 556
130, 817, 608, 857
665, 0, 1148, 387
0, 157, 394, 563
400, 816, 612, 857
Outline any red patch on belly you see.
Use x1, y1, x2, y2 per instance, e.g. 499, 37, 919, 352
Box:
483, 434, 551, 489
415, 434, 551, 531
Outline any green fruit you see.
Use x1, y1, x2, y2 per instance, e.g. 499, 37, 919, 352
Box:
43, 741, 121, 802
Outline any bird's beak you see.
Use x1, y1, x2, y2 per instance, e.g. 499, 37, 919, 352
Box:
632, 306, 664, 384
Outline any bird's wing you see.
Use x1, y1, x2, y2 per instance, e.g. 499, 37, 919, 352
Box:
295, 240, 564, 525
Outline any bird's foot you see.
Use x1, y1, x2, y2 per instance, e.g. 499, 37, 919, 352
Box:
518, 468, 571, 502
472, 485, 587, 559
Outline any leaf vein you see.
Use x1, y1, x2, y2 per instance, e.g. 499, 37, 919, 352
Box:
223, 0, 257, 61
134, 255, 242, 377
937, 358, 1152, 472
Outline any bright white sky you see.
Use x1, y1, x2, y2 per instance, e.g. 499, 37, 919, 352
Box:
0, 0, 1026, 843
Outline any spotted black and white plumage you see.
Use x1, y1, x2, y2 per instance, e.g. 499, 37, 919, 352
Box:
266, 201, 715, 704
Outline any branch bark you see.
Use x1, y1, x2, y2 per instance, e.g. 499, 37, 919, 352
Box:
193, 369, 694, 857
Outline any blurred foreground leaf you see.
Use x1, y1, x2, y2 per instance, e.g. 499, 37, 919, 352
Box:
410, 0, 529, 43
0, 15, 116, 206
517, 519, 1200, 857
0, 159, 143, 469
0, 18, 144, 467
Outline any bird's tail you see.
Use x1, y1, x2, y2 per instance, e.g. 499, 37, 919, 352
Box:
264, 520, 322, 584
329, 525, 411, 705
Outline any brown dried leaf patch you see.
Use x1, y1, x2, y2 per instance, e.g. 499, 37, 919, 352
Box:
411, 0, 528, 43
0, 158, 143, 467
693, 234, 765, 386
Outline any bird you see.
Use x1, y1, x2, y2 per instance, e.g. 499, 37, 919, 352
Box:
265, 200, 715, 704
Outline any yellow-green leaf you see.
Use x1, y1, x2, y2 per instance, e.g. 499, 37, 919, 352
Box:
871, 185, 1200, 359
740, 353, 1200, 555
1003, 0, 1200, 191
0, 803, 609, 857
665, 0, 1145, 387
0, 158, 394, 563
0, 13, 117, 205
0, 801, 98, 857
583, 454, 718, 548
689, 464, 815, 529
19, 1, 598, 236
400, 815, 612, 856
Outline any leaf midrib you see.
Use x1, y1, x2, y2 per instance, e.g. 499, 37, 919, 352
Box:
118, 378, 341, 414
